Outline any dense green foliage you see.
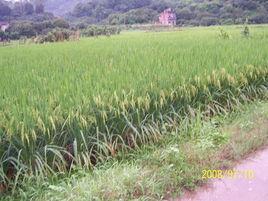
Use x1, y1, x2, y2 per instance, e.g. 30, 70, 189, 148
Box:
33, 29, 74, 43
0, 1, 71, 40
81, 25, 121, 37
44, 0, 86, 16
67, 0, 268, 25
2, 19, 71, 40
0, 25, 267, 191
0, 0, 49, 21
2, 0, 268, 39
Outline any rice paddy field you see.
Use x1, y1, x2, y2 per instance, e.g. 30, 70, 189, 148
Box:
0, 25, 268, 182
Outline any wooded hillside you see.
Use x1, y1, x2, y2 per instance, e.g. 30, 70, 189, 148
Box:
68, 0, 268, 25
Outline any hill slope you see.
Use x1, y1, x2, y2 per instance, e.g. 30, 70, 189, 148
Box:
18, 0, 268, 25
44, 0, 86, 16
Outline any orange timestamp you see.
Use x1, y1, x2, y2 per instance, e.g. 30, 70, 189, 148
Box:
202, 169, 255, 180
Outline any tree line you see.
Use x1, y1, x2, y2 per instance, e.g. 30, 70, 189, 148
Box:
68, 0, 268, 26
0, 0, 45, 20
1, 0, 268, 42
0, 0, 72, 41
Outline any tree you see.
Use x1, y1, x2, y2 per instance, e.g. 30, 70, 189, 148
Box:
108, 13, 121, 25
53, 19, 70, 29
8, 21, 36, 37
33, 21, 54, 34
121, 8, 158, 24
76, 22, 87, 29
68, 0, 268, 26
72, 3, 94, 17
35, 3, 44, 14
176, 8, 195, 20
0, 30, 9, 40
24, 2, 34, 15
12, 2, 23, 17
0, 3, 11, 17
249, 12, 267, 24
200, 17, 218, 26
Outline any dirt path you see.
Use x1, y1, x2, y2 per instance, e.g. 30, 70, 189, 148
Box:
177, 148, 268, 201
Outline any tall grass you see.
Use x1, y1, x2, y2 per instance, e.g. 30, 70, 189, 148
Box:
0, 26, 268, 188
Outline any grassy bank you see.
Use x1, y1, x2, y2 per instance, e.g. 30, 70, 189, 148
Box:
2, 101, 268, 200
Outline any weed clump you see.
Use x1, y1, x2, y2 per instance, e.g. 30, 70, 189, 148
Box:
241, 19, 250, 38
242, 25, 250, 38
218, 28, 230, 39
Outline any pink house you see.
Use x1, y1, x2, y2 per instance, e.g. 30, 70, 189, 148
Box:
159, 8, 177, 26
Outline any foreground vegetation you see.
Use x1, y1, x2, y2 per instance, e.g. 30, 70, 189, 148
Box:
2, 101, 268, 200
0, 25, 268, 193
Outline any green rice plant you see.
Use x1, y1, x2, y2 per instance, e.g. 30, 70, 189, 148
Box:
0, 25, 268, 191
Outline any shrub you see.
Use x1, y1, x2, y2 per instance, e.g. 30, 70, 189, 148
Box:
241, 25, 250, 38
82, 26, 121, 37
7, 21, 36, 38
200, 17, 218, 26
53, 19, 70, 29
0, 30, 9, 40
34, 29, 73, 44
218, 28, 230, 39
